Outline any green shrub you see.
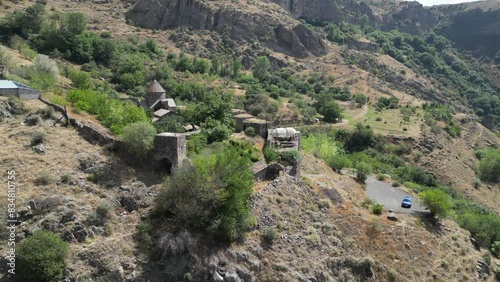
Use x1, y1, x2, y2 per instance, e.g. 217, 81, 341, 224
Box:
355, 162, 372, 183
25, 115, 42, 126
491, 241, 500, 258
30, 130, 46, 145
67, 89, 149, 134
186, 133, 207, 154
419, 189, 452, 218
34, 171, 53, 186
473, 178, 481, 189
36, 106, 55, 118
459, 213, 500, 246
96, 200, 113, 220
376, 173, 386, 181
69, 70, 93, 89
34, 54, 59, 81
7, 97, 27, 114
328, 155, 352, 172
244, 126, 256, 137
479, 148, 500, 183
104, 224, 114, 236
279, 150, 300, 165
372, 203, 384, 215
301, 133, 341, 162
392, 181, 401, 187
16, 230, 69, 282
0, 46, 12, 67
202, 119, 232, 144
403, 181, 420, 191
318, 198, 332, 209
121, 122, 157, 157
263, 147, 280, 163
155, 146, 254, 242
60, 173, 72, 184
494, 267, 500, 280
261, 227, 278, 244
361, 199, 375, 209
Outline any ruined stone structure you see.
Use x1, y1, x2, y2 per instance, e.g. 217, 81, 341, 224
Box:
251, 161, 285, 181
265, 127, 302, 178
0, 80, 41, 99
153, 132, 187, 172
39, 97, 188, 173
232, 110, 271, 138
266, 127, 301, 151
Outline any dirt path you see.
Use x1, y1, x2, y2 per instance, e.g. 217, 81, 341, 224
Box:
350, 104, 369, 122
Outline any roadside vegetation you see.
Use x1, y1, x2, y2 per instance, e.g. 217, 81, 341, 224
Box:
301, 124, 500, 258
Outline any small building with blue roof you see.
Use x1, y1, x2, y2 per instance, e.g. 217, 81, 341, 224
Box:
0, 80, 41, 99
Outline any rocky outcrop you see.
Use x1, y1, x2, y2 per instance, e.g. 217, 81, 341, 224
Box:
271, 0, 375, 25
127, 0, 327, 57
383, 1, 439, 35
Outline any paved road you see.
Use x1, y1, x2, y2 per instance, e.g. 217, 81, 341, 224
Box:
365, 176, 424, 214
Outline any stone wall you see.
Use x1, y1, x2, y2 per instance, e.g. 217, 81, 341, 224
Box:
39, 97, 189, 170
39, 98, 118, 148
242, 119, 269, 138
0, 89, 18, 98
0, 88, 41, 99
18, 89, 41, 99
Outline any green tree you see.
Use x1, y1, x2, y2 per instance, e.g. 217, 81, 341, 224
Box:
492, 241, 500, 259
16, 230, 69, 282
193, 91, 234, 127
353, 93, 368, 105
355, 161, 372, 183
121, 121, 157, 157
192, 58, 211, 74
419, 189, 452, 218
202, 119, 232, 144
479, 149, 500, 183
69, 70, 93, 89
263, 146, 280, 163
252, 56, 270, 81
346, 123, 375, 152
328, 155, 352, 172
155, 146, 254, 242
320, 100, 343, 123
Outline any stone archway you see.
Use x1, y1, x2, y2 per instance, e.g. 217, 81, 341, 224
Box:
155, 158, 173, 175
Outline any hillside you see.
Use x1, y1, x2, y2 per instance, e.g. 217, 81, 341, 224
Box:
0, 0, 499, 281
0, 104, 496, 281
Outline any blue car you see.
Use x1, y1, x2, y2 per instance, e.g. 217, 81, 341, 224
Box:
401, 196, 412, 208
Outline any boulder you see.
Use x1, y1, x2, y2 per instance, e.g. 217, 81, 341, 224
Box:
73, 223, 93, 242
32, 144, 46, 154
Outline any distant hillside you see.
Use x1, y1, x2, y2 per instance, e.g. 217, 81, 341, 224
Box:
433, 1, 500, 58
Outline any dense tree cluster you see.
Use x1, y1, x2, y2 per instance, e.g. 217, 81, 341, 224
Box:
154, 146, 254, 242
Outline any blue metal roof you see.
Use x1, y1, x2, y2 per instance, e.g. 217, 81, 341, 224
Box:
0, 80, 32, 89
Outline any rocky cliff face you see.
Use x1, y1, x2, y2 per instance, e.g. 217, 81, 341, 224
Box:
434, 6, 500, 57
270, 0, 438, 35
382, 1, 439, 34
126, 0, 328, 58
271, 0, 376, 25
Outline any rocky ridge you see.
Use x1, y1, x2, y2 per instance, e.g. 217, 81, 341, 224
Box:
127, 0, 328, 58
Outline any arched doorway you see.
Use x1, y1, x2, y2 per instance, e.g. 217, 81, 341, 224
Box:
155, 158, 173, 175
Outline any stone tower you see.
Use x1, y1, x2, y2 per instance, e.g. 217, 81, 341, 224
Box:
145, 79, 166, 107
153, 133, 187, 172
